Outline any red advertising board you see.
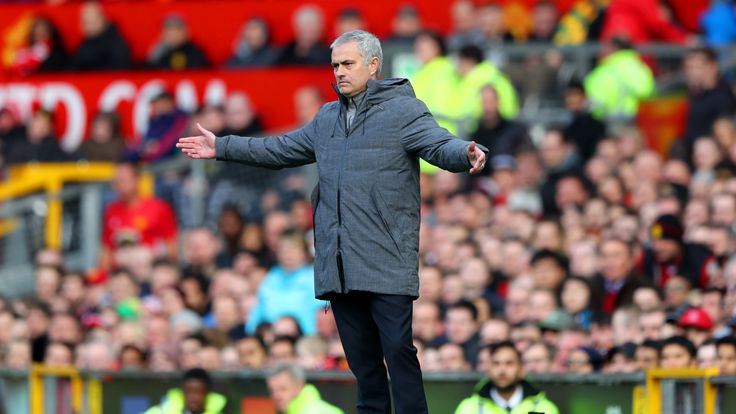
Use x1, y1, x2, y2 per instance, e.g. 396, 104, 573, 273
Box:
0, 68, 335, 150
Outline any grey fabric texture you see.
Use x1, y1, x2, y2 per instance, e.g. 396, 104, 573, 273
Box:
215, 78, 486, 298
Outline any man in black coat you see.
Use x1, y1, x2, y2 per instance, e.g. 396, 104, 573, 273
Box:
69, 2, 131, 70
563, 79, 606, 163
148, 15, 208, 70
681, 47, 736, 160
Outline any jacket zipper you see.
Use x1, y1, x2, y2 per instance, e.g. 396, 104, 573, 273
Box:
334, 96, 372, 294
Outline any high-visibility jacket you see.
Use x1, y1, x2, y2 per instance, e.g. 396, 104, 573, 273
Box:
144, 388, 227, 414
454, 380, 560, 414
584, 49, 654, 120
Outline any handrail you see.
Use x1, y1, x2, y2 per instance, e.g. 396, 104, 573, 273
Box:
0, 162, 116, 250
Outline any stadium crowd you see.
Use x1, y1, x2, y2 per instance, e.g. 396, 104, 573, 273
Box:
1, 0, 736, 390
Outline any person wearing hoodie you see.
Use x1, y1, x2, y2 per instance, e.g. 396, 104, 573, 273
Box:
267, 364, 344, 414
178, 29, 486, 414
454, 341, 559, 414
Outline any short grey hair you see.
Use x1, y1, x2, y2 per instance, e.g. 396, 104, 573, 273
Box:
267, 363, 306, 385
330, 30, 383, 76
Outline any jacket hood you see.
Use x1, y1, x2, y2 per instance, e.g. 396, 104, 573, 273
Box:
332, 78, 416, 106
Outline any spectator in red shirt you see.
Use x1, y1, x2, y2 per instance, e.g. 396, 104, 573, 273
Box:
601, 0, 690, 45
100, 163, 178, 270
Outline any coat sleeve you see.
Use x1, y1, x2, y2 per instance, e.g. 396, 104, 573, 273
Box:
400, 98, 486, 173
215, 116, 317, 169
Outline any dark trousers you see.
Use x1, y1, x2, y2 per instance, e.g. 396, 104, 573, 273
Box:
330, 292, 428, 414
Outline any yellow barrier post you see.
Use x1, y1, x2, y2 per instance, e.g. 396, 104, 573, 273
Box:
88, 377, 103, 414
44, 179, 63, 250
645, 368, 720, 414
29, 364, 84, 414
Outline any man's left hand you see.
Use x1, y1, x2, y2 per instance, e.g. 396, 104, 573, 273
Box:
467, 141, 486, 174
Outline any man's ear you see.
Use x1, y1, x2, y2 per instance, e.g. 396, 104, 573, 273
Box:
370, 57, 380, 78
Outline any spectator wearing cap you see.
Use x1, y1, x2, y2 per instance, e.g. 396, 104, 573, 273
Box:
144, 368, 227, 414
147, 14, 209, 70
661, 335, 697, 369
594, 238, 651, 314
562, 79, 606, 163
539, 310, 575, 347
450, 45, 519, 139
638, 214, 715, 289
716, 337, 736, 375
679, 307, 713, 347
470, 86, 530, 172
69, 2, 131, 70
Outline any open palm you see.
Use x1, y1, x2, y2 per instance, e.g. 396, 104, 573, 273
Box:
177, 123, 216, 159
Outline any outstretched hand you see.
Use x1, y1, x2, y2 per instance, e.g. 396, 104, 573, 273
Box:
176, 123, 217, 159
467, 141, 486, 174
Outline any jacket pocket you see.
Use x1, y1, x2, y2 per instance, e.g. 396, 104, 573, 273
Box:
370, 186, 408, 266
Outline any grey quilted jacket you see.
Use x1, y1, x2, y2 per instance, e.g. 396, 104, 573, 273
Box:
215, 78, 478, 298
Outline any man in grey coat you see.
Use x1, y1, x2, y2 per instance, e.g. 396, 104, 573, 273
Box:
178, 30, 486, 414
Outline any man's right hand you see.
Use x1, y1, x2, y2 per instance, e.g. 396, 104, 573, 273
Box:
176, 123, 216, 159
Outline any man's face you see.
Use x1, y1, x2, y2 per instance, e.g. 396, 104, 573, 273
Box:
600, 241, 632, 281
267, 372, 303, 411
652, 239, 680, 263
636, 347, 659, 371
445, 308, 477, 344
113, 165, 139, 202
661, 344, 693, 369
183, 379, 208, 413
717, 344, 736, 375
522, 344, 551, 374
237, 338, 266, 368
639, 312, 665, 341
331, 41, 377, 97
489, 347, 523, 391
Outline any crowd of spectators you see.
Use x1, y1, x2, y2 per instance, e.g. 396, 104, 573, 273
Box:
1, 0, 736, 386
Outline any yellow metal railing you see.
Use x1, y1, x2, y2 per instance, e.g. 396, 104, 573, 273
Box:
645, 368, 720, 414
29, 364, 102, 414
0, 163, 116, 250
0, 162, 153, 249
